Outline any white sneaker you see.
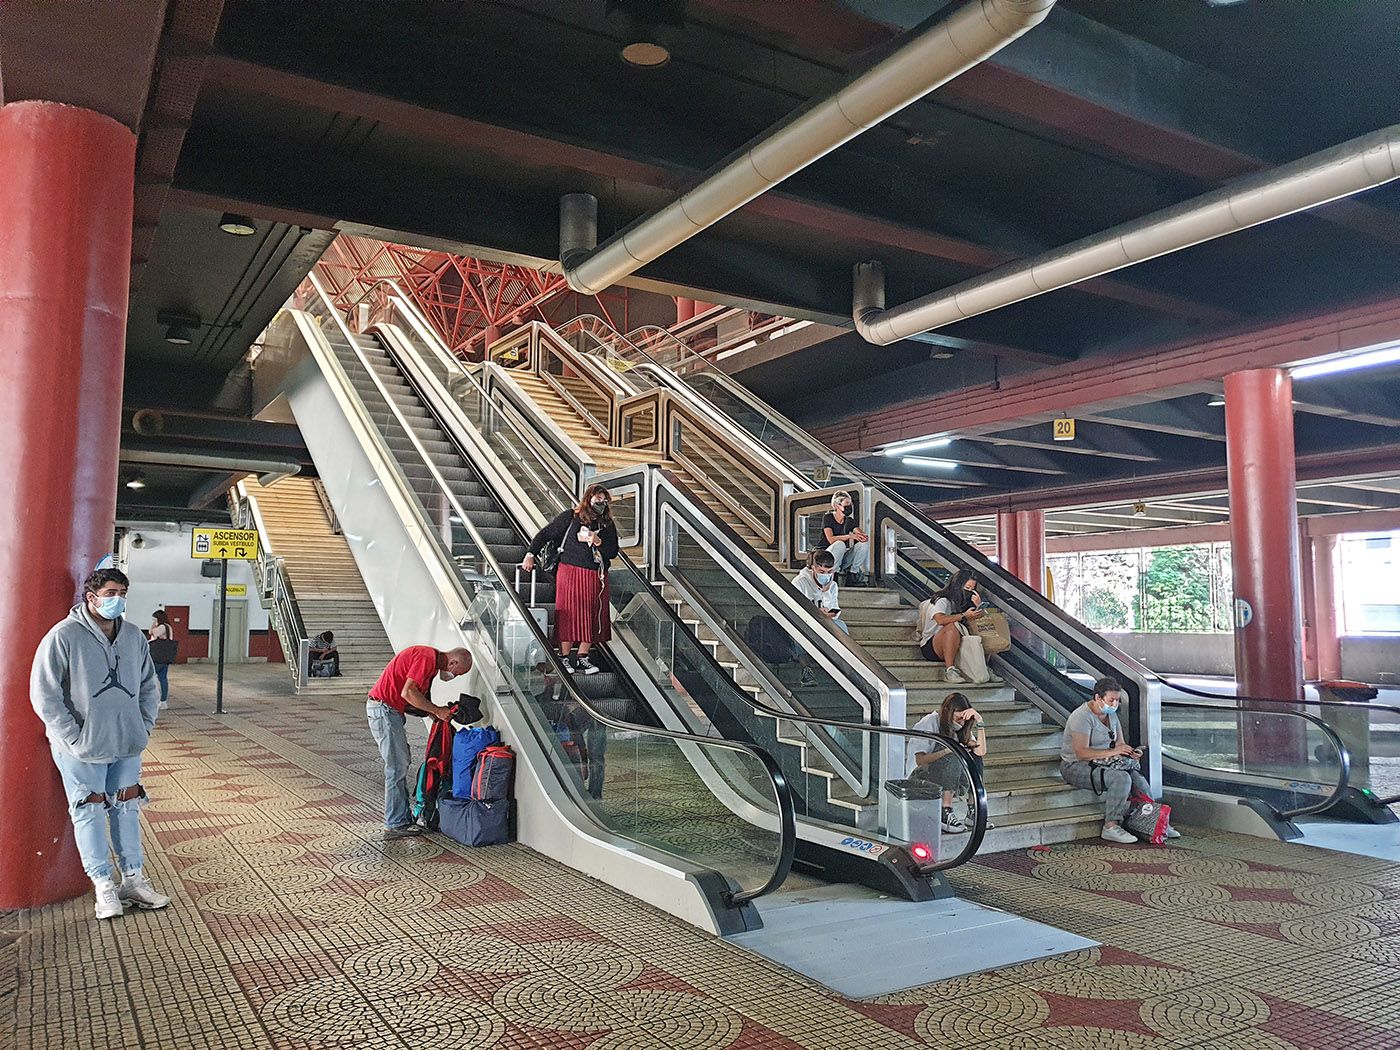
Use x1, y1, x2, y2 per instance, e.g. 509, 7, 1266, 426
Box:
1164, 825, 1182, 840
943, 667, 965, 684
118, 870, 170, 910
93, 878, 124, 920
1101, 824, 1137, 844
159, 701, 169, 709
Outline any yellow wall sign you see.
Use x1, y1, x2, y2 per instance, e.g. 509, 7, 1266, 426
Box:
191, 528, 260, 560
1052, 418, 1076, 442
224, 584, 248, 598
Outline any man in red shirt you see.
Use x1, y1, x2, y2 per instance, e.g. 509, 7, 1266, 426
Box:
368, 644, 473, 838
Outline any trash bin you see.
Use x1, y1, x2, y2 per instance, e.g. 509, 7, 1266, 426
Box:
884, 777, 942, 860
1317, 680, 1379, 789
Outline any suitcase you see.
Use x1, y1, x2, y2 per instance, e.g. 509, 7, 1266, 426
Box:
438, 796, 513, 846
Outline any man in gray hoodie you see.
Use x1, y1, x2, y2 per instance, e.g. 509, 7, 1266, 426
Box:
30, 567, 170, 919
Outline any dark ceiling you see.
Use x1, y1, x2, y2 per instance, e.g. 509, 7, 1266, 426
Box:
4, 0, 1398, 521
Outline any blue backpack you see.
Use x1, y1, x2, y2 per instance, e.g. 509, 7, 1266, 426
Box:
451, 726, 500, 793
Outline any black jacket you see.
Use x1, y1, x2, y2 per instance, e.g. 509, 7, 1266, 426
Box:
529, 509, 620, 571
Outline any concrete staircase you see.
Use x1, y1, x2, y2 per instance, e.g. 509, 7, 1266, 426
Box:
246, 478, 395, 694
493, 363, 1102, 851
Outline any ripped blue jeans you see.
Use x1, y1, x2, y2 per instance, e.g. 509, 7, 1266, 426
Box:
50, 749, 145, 881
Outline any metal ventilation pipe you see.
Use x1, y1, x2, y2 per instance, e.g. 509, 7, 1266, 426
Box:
561, 0, 1057, 295
854, 124, 1400, 344
119, 449, 302, 487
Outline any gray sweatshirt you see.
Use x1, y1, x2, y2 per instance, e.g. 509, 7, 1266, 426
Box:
30, 605, 161, 762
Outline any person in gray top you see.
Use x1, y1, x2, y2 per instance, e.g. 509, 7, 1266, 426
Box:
1060, 677, 1179, 844
30, 567, 170, 919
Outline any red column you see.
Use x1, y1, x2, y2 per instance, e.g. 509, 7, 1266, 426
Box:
996, 511, 1020, 579
675, 297, 696, 324
1313, 533, 1342, 680
482, 324, 501, 353
1299, 532, 1319, 681
1224, 368, 1304, 766
1014, 509, 1046, 594
0, 102, 136, 907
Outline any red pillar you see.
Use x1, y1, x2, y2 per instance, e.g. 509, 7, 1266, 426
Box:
1224, 368, 1304, 766
1014, 509, 1046, 594
0, 102, 136, 907
1313, 533, 1342, 680
1299, 531, 1319, 681
675, 297, 696, 324
483, 324, 501, 352
996, 511, 1020, 578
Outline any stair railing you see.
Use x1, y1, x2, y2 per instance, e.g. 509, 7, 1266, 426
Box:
231, 484, 311, 688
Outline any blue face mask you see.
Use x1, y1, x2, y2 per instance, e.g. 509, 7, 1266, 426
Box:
816, 572, 833, 585
92, 595, 126, 620
1101, 701, 1119, 714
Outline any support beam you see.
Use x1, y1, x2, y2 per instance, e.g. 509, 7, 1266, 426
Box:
997, 512, 1019, 578
1014, 510, 1046, 595
1313, 534, 1342, 681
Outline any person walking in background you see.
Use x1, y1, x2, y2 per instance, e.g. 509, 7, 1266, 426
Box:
822, 491, 869, 586
522, 484, 619, 676
792, 549, 849, 635
30, 568, 169, 920
368, 644, 473, 839
147, 609, 175, 708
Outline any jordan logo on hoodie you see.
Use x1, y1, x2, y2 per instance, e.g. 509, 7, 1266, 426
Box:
93, 653, 135, 699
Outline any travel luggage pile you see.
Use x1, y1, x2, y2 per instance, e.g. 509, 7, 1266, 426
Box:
439, 725, 516, 847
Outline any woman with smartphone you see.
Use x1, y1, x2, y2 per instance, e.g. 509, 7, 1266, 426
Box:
522, 484, 619, 675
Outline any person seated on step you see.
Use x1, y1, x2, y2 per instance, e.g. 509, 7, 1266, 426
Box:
792, 549, 849, 636
917, 569, 986, 684
908, 692, 990, 835
822, 491, 869, 587
309, 630, 340, 678
522, 484, 619, 676
1060, 676, 1179, 844
745, 613, 823, 689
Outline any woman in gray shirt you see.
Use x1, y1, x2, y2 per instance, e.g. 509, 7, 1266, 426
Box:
1060, 677, 1179, 844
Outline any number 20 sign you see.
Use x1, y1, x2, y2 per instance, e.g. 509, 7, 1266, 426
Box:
1052, 418, 1076, 442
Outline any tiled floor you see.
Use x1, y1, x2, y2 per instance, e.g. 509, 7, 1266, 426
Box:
4, 664, 1398, 1049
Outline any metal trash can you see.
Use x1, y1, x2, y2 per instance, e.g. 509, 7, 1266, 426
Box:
1317, 680, 1380, 789
884, 777, 942, 858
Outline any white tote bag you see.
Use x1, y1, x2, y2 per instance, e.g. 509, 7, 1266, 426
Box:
955, 634, 991, 684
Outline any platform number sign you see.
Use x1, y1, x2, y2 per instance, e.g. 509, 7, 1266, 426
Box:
1052, 417, 1076, 442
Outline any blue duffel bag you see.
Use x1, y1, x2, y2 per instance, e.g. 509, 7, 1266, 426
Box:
439, 796, 513, 847
451, 726, 499, 791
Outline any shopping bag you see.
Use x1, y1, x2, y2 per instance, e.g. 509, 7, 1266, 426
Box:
971, 610, 1011, 654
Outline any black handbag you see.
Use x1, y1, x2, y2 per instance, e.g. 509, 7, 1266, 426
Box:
149, 638, 179, 665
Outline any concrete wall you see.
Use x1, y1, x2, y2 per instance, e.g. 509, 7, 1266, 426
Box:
1102, 630, 1399, 684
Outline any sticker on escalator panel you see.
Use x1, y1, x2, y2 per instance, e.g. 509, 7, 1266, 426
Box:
1234, 598, 1254, 629
839, 836, 887, 857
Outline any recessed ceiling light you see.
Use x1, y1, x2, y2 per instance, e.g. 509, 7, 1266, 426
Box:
1207, 396, 1226, 407
621, 40, 670, 66
218, 213, 257, 236
164, 324, 195, 345
126, 474, 146, 490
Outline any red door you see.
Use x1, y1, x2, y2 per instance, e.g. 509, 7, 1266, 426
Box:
163, 605, 192, 664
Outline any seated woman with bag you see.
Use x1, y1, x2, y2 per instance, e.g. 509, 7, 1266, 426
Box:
522, 485, 619, 676
917, 569, 990, 684
1060, 677, 1179, 844
909, 692, 990, 834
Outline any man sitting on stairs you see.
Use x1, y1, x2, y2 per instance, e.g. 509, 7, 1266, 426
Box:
309, 630, 340, 677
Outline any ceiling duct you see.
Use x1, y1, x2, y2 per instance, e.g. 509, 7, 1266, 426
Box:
854, 124, 1400, 345
560, 0, 1057, 296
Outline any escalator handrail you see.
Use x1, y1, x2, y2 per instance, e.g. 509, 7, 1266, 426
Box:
301, 277, 798, 905
1158, 676, 1400, 718
1159, 698, 1351, 820
362, 283, 992, 859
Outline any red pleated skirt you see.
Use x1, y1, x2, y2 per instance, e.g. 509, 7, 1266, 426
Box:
555, 563, 611, 644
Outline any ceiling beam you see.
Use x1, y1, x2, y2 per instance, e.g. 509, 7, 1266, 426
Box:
1078, 399, 1226, 442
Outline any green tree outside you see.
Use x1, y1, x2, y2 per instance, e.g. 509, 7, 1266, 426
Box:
1141, 546, 1213, 631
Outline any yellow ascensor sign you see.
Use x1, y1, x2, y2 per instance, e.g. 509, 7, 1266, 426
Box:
191, 528, 259, 561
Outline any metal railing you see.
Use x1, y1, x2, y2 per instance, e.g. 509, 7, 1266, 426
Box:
231, 484, 311, 689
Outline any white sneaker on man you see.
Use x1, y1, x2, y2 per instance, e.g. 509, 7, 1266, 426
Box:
118, 870, 170, 910
943, 667, 965, 684
1101, 823, 1137, 844
93, 878, 124, 920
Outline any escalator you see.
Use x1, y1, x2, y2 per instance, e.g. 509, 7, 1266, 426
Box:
551, 318, 1366, 840
258, 276, 990, 935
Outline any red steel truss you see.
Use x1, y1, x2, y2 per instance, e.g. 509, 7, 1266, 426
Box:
315, 235, 627, 358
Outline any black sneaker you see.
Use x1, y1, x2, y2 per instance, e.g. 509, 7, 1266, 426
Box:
941, 807, 968, 834
572, 655, 600, 675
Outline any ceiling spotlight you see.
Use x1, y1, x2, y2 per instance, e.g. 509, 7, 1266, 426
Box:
164, 324, 195, 345
621, 40, 670, 67
928, 348, 955, 361
158, 309, 202, 346
1207, 396, 1226, 407
126, 473, 147, 491
608, 0, 682, 68
218, 212, 257, 236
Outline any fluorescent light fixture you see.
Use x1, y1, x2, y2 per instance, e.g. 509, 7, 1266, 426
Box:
1291, 342, 1400, 380
901, 456, 957, 470
1207, 396, 1226, 407
882, 436, 953, 456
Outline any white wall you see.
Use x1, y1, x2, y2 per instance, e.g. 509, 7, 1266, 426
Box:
115, 522, 269, 634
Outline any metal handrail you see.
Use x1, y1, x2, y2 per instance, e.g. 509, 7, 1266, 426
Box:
1160, 698, 1352, 821
1159, 676, 1400, 718
231, 486, 311, 688
302, 275, 797, 905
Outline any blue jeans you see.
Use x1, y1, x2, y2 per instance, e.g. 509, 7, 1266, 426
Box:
828, 539, 869, 577
367, 700, 412, 829
50, 749, 145, 881
154, 663, 170, 704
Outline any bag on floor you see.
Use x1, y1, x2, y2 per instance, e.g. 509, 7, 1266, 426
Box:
971, 610, 1011, 654
451, 726, 500, 790
954, 633, 992, 684
1123, 794, 1171, 845
438, 796, 514, 847
411, 717, 456, 830
470, 744, 516, 801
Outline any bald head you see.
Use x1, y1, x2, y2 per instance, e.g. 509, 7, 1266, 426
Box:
441, 647, 473, 678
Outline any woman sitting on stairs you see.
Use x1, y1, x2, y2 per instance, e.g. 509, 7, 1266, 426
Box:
909, 692, 990, 835
917, 569, 989, 685
522, 485, 619, 676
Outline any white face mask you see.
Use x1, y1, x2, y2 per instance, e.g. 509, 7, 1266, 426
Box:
439, 669, 457, 683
